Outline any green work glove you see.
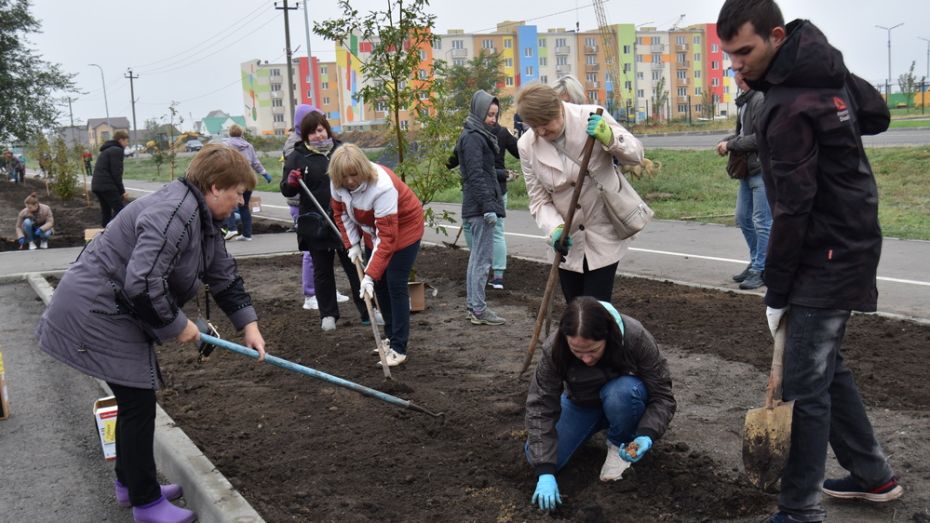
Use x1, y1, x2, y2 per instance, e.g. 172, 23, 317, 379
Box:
549, 225, 572, 257
587, 113, 613, 147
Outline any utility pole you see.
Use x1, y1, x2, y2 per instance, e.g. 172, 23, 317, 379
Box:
875, 23, 903, 102
275, 0, 299, 130
125, 68, 140, 146
920, 37, 930, 114
302, 0, 315, 108
65, 96, 77, 145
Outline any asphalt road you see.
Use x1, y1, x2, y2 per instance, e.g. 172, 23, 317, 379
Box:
640, 127, 930, 149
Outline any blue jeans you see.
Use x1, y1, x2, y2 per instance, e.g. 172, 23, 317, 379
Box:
465, 216, 496, 313
778, 306, 895, 522
22, 218, 53, 244
225, 190, 253, 237
525, 376, 647, 471
373, 240, 420, 355
463, 193, 508, 274
735, 172, 772, 272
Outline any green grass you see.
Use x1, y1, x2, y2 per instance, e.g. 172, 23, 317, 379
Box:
628, 147, 930, 240
122, 154, 283, 192
889, 118, 930, 129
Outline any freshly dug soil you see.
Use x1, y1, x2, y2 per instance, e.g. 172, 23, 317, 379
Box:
0, 178, 287, 251
153, 247, 930, 522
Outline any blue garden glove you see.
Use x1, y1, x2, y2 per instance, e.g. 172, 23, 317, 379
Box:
586, 113, 613, 147
548, 224, 572, 257
483, 212, 497, 225
620, 435, 653, 463
261, 172, 273, 183
531, 474, 562, 512
17, 236, 25, 248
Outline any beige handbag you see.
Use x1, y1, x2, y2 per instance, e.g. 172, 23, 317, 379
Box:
553, 141, 654, 240
589, 167, 654, 239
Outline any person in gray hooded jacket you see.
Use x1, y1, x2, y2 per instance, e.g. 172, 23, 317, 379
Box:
223, 124, 273, 241
37, 143, 267, 523
454, 89, 506, 326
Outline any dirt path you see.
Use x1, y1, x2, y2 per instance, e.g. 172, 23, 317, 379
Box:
154, 247, 930, 522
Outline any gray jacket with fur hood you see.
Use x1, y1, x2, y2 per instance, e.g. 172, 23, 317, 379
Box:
37, 178, 257, 389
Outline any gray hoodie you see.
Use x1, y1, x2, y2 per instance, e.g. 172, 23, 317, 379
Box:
224, 136, 268, 179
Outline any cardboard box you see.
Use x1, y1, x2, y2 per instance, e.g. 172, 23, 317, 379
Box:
0, 351, 10, 420
84, 228, 104, 244
93, 396, 119, 460
250, 196, 262, 214
408, 281, 426, 312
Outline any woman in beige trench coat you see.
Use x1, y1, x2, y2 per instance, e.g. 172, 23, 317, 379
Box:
516, 83, 644, 303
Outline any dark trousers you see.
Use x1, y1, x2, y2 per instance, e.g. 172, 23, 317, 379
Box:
309, 247, 366, 321
373, 241, 420, 355
778, 306, 895, 522
108, 382, 160, 507
558, 258, 619, 304
95, 190, 124, 228
225, 191, 254, 237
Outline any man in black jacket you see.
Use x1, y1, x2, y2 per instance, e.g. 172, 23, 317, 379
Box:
91, 130, 129, 227
718, 2, 903, 522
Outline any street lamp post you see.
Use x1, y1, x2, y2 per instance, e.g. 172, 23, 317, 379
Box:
919, 37, 930, 114
88, 64, 111, 127
875, 23, 903, 102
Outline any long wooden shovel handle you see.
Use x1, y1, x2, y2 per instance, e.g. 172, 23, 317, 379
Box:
354, 258, 392, 379
520, 108, 604, 375
765, 320, 788, 409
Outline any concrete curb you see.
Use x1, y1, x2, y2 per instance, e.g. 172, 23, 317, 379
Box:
24, 272, 264, 523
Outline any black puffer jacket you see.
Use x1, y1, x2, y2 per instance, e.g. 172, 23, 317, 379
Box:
91, 140, 125, 193
447, 123, 520, 195
748, 20, 889, 311
281, 140, 341, 216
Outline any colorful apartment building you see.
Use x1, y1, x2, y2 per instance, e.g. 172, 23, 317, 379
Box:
242, 19, 740, 134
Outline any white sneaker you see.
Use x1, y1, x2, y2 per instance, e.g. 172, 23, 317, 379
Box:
40, 239, 48, 249
599, 441, 632, 482
234, 235, 252, 241
376, 348, 407, 367
223, 230, 239, 241
321, 316, 336, 331
302, 296, 318, 310
335, 291, 350, 303
372, 338, 390, 354
29, 242, 37, 250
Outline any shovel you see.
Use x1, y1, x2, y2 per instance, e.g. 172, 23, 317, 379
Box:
442, 226, 464, 249
198, 333, 443, 418
743, 321, 794, 490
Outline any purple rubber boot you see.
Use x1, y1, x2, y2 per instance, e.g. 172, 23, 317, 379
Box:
115, 479, 183, 507
131, 495, 196, 523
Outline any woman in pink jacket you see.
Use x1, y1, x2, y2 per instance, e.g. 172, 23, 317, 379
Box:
516, 84, 644, 303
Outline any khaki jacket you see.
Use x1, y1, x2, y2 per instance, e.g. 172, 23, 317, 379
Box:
519, 102, 644, 272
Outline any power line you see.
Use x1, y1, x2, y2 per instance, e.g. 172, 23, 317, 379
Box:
467, 0, 611, 34
133, 0, 269, 70
140, 11, 281, 76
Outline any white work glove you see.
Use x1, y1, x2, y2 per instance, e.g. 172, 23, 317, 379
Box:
347, 244, 363, 264
766, 306, 789, 338
359, 275, 375, 300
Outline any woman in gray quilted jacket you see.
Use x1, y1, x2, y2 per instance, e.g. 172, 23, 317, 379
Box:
36, 143, 267, 523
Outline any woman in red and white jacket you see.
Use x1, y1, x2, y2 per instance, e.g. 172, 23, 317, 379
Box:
329, 144, 424, 367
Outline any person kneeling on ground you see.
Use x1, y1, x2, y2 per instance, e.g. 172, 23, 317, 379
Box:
36, 143, 267, 523
15, 192, 54, 250
525, 296, 676, 512
330, 144, 424, 367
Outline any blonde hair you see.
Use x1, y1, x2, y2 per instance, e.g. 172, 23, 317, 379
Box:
185, 143, 256, 193
328, 143, 377, 189
516, 84, 563, 129
228, 124, 243, 137
24, 192, 39, 207
552, 75, 586, 104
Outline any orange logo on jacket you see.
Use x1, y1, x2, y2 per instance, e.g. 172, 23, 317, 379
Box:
834, 96, 850, 123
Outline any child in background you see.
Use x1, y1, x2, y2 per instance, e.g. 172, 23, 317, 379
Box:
16, 192, 54, 250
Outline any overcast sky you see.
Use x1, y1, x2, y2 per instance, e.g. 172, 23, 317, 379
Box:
29, 0, 930, 131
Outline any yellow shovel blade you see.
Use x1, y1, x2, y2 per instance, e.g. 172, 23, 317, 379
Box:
742, 400, 795, 490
